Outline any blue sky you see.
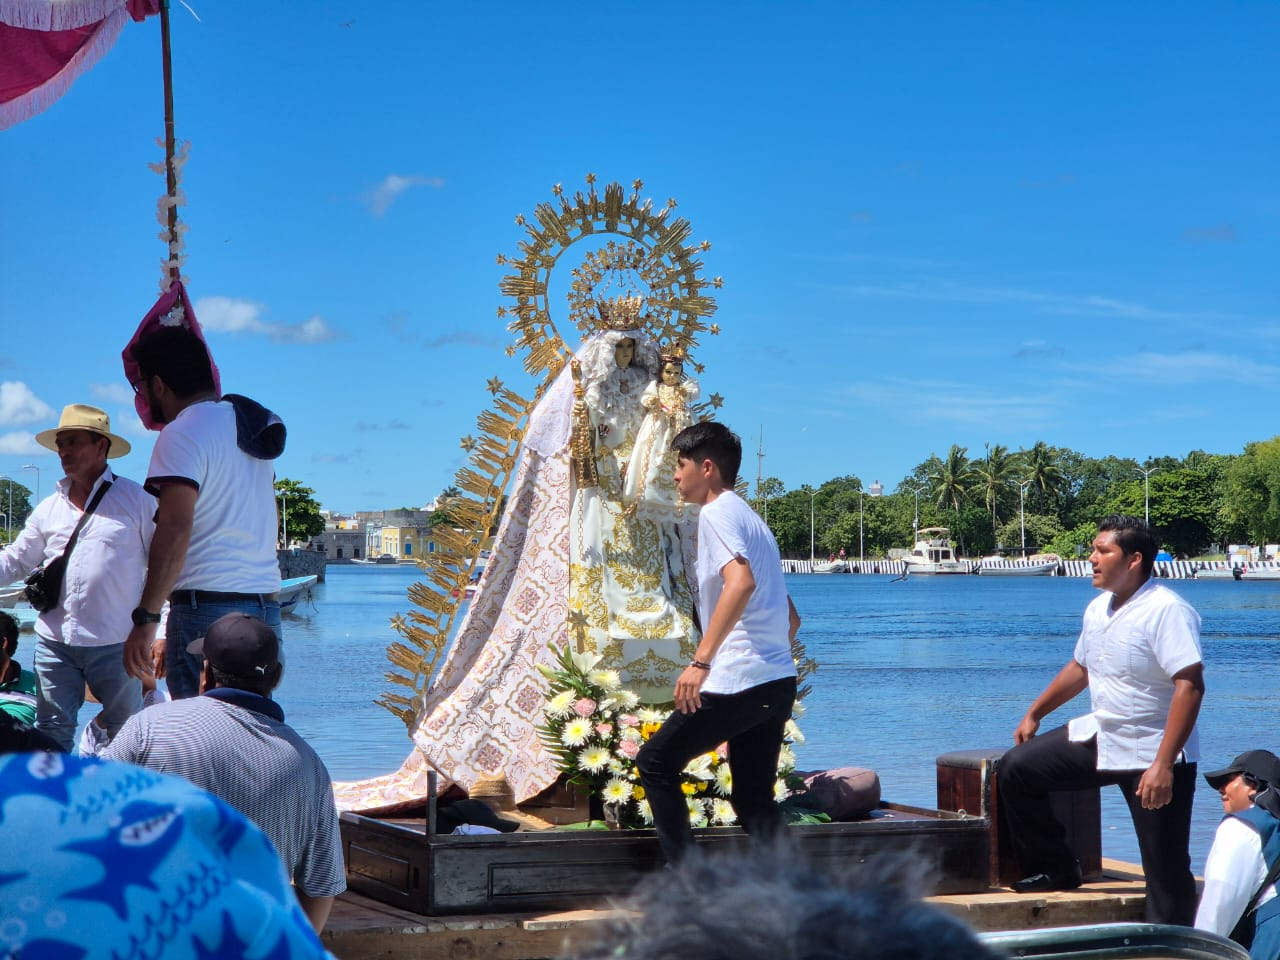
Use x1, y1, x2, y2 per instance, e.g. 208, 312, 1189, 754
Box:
2, 2, 1277, 513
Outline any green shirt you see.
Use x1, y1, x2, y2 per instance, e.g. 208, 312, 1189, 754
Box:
0, 666, 38, 726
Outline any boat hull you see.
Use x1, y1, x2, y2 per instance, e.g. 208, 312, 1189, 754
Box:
978, 561, 1057, 577
903, 560, 971, 575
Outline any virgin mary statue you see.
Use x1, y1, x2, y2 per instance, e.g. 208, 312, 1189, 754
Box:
333, 322, 700, 810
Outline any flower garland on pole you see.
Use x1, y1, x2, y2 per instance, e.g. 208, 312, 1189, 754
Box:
537, 643, 807, 829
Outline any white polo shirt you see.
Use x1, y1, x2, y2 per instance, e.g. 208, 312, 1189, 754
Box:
695, 491, 796, 695
1067, 578, 1202, 770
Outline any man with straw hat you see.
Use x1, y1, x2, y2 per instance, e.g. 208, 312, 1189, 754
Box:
0, 404, 155, 750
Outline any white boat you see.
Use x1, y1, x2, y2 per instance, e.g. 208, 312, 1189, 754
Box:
978, 557, 1058, 576
1195, 564, 1280, 581
279, 574, 318, 613
813, 560, 848, 574
0, 607, 37, 632
902, 527, 970, 575
0, 582, 25, 607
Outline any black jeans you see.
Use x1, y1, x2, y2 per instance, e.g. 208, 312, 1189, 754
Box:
997, 724, 1197, 924
636, 676, 796, 864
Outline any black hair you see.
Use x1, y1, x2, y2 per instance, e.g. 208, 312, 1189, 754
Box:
1097, 514, 1157, 578
0, 610, 17, 658
572, 840, 999, 960
131, 327, 215, 397
671, 421, 742, 487
207, 662, 282, 698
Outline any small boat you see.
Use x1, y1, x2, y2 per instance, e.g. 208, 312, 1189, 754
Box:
978, 557, 1058, 576
1195, 563, 1280, 581
279, 574, 318, 613
813, 560, 848, 574
0, 582, 25, 607
902, 527, 970, 575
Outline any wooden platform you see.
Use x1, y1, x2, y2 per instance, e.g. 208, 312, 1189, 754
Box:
321, 858, 1152, 960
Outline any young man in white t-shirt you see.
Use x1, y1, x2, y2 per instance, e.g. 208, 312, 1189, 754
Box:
636, 421, 800, 863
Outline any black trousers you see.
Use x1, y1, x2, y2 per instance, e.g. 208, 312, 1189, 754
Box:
997, 724, 1197, 925
636, 676, 796, 864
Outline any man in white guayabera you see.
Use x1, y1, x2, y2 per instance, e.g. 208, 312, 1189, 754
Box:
0, 404, 154, 750
999, 514, 1204, 925
636, 421, 801, 864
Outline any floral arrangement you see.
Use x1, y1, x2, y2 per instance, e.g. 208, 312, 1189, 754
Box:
537, 644, 805, 830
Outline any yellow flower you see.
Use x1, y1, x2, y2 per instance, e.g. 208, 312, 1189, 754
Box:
680, 782, 697, 796
633, 786, 645, 800
640, 722, 662, 740
696, 782, 708, 793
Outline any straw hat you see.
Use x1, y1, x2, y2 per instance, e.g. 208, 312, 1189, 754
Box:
35, 404, 131, 458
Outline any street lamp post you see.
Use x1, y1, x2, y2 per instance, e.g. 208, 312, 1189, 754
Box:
0, 476, 10, 539
1135, 466, 1159, 525
903, 481, 923, 542
279, 492, 288, 548
860, 480, 883, 564
22, 464, 40, 504
809, 490, 816, 566
1018, 479, 1034, 555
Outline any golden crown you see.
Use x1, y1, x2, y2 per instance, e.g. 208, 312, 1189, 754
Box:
596, 295, 644, 329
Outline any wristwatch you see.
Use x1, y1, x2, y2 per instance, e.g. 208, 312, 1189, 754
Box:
131, 606, 162, 626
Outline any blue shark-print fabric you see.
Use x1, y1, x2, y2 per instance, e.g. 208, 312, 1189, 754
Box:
0, 752, 333, 959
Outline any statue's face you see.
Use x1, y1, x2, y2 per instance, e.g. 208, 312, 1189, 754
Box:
614, 338, 636, 369
661, 361, 682, 386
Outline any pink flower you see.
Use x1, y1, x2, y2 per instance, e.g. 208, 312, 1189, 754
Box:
620, 714, 640, 727
574, 697, 597, 717
716, 742, 729, 759
619, 740, 640, 758
596, 723, 613, 737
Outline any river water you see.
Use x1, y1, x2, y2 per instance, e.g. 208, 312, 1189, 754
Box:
17, 564, 1278, 873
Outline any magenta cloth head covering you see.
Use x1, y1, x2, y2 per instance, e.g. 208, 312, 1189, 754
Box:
122, 280, 221, 430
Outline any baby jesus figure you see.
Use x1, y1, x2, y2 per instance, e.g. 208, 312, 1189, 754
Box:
623, 354, 700, 515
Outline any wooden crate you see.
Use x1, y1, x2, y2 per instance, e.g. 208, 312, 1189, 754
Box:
340, 801, 990, 916
936, 748, 1102, 887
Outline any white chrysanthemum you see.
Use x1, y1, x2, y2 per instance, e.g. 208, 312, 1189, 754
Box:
608, 758, 627, 776
588, 668, 622, 692
613, 689, 640, 710
545, 690, 576, 717
602, 778, 633, 804
714, 764, 733, 796
561, 717, 592, 747
773, 778, 790, 802
790, 701, 806, 718
579, 745, 611, 772
684, 753, 714, 780
784, 718, 806, 744
711, 798, 736, 825
636, 798, 653, 825
777, 744, 797, 773
687, 798, 709, 827
570, 649, 602, 674
637, 707, 667, 724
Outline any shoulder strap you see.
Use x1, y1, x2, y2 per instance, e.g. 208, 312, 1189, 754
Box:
59, 480, 112, 564
1238, 809, 1280, 919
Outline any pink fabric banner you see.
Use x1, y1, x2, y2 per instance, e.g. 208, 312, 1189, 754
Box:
0, 0, 159, 130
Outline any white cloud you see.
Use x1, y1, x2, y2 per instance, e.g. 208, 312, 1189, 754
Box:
90, 382, 134, 405
0, 382, 54, 427
0, 431, 41, 455
367, 174, 445, 217
194, 296, 339, 344
1084, 351, 1280, 386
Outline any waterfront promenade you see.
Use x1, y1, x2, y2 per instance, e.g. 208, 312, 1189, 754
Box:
783, 558, 1268, 579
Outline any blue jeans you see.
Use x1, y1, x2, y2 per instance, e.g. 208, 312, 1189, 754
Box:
33, 638, 142, 753
165, 596, 282, 699
636, 676, 797, 864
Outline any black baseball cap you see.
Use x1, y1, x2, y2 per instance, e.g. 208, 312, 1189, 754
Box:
187, 613, 279, 680
1204, 750, 1280, 790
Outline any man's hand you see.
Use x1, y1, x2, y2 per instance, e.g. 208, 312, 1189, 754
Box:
1135, 761, 1174, 809
1013, 714, 1040, 744
151, 636, 167, 679
124, 623, 158, 680
673, 665, 708, 715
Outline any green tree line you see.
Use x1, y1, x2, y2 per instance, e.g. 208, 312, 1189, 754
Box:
755, 438, 1280, 560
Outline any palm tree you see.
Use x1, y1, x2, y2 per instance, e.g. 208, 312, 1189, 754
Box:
1018, 441, 1064, 512
929, 444, 976, 513
975, 443, 1019, 539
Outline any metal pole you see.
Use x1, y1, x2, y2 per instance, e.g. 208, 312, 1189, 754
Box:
859, 491, 864, 564
22, 464, 39, 504
281, 493, 288, 548
1135, 466, 1159, 525
809, 491, 815, 565
1018, 479, 1033, 554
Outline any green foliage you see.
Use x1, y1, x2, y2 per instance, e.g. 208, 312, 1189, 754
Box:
1222, 438, 1280, 546
1046, 522, 1098, 560
995, 514, 1065, 555
274, 478, 325, 544
0, 478, 33, 540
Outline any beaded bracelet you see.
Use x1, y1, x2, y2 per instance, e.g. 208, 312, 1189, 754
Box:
689, 659, 712, 671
